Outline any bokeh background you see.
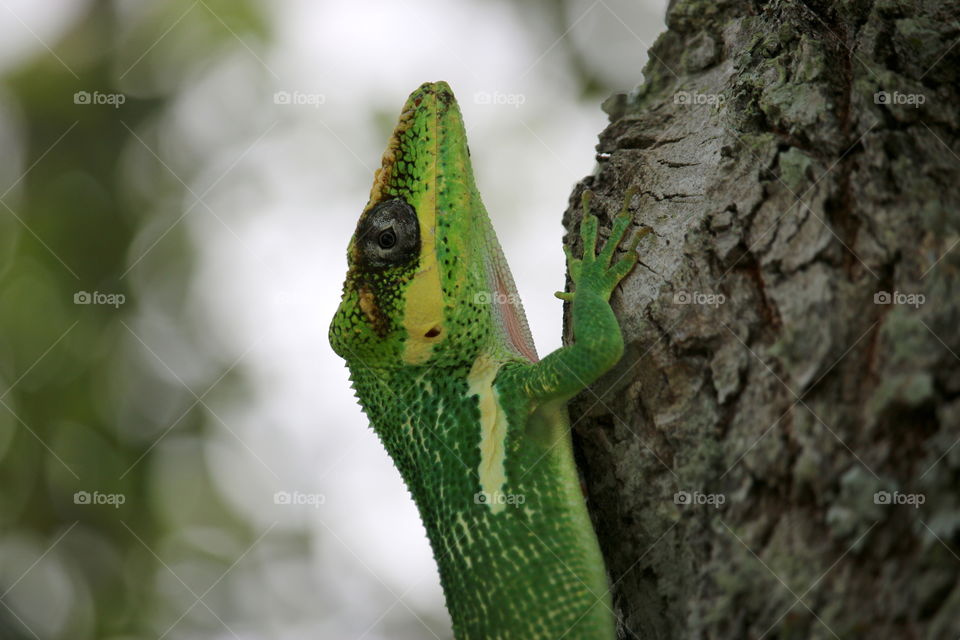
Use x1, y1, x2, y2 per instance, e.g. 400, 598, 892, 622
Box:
0, 1, 668, 638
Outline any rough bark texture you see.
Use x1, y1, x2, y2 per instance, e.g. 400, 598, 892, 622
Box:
564, 1, 960, 638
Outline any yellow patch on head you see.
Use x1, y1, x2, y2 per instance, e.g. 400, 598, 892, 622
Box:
399, 101, 445, 365
401, 231, 444, 364
358, 288, 378, 324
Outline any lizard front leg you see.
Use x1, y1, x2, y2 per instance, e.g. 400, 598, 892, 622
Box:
517, 188, 640, 403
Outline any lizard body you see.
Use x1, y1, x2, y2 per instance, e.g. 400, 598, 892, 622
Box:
330, 81, 637, 639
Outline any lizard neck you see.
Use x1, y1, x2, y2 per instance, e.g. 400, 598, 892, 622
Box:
348, 363, 615, 639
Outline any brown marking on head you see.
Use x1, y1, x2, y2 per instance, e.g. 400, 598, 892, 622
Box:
358, 286, 389, 337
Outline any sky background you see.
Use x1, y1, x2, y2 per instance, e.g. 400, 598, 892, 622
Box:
0, 1, 668, 638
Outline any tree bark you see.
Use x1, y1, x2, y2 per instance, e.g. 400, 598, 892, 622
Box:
565, 1, 960, 638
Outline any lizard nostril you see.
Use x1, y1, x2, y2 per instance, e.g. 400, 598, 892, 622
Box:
424, 326, 442, 338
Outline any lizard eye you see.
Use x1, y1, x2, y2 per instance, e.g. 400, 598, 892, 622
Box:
357, 198, 419, 268
377, 228, 397, 249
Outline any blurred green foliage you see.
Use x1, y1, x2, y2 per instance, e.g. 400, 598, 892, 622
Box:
0, 2, 268, 637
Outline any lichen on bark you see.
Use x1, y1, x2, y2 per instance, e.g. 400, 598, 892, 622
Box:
566, 1, 960, 637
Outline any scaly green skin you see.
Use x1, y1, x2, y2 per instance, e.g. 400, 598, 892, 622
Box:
330, 82, 637, 639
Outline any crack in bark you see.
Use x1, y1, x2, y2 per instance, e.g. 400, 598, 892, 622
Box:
658, 158, 702, 168
639, 189, 703, 202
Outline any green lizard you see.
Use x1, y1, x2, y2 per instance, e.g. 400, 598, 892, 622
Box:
329, 81, 638, 639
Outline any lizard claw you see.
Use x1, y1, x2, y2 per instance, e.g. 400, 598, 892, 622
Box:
564, 187, 643, 302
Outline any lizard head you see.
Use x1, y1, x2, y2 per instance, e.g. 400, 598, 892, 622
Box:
329, 81, 538, 369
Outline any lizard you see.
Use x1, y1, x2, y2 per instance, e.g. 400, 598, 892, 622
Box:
329, 80, 639, 640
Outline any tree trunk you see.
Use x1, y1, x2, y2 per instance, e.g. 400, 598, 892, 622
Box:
566, 1, 960, 638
